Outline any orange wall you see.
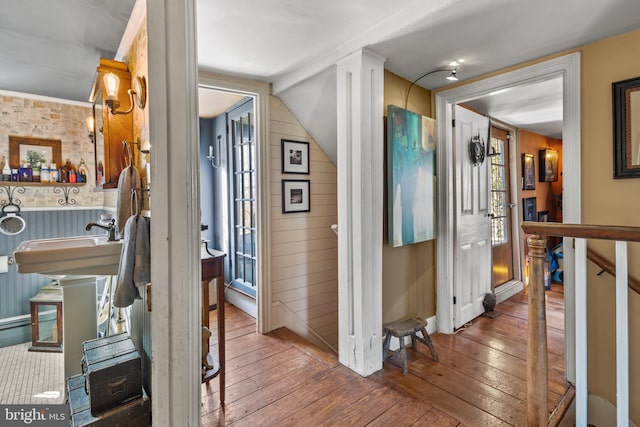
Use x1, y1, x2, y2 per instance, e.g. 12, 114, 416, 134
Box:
519, 129, 563, 251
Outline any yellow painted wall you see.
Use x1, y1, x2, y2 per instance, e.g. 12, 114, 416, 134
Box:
382, 70, 436, 323
580, 28, 640, 422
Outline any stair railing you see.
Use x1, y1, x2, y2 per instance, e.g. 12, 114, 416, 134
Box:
521, 222, 640, 427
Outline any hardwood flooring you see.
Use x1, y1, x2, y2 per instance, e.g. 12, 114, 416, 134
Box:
202, 284, 570, 426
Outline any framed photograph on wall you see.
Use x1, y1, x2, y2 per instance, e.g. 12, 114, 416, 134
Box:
282, 179, 310, 213
539, 148, 559, 182
9, 136, 62, 169
537, 210, 549, 222
523, 197, 537, 221
613, 76, 640, 178
281, 139, 310, 174
522, 153, 535, 190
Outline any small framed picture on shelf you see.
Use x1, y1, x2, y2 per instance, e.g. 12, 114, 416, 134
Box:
282, 179, 310, 213
522, 153, 535, 190
281, 139, 310, 174
523, 197, 537, 222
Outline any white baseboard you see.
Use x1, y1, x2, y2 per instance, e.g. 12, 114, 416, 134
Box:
224, 286, 256, 318
495, 280, 524, 304
271, 301, 337, 354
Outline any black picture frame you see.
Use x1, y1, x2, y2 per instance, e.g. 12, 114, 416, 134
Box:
282, 179, 310, 213
539, 149, 559, 182
537, 210, 549, 222
522, 153, 535, 190
523, 197, 537, 222
613, 76, 640, 178
281, 139, 310, 174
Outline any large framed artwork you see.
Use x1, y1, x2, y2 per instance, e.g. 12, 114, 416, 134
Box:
613, 76, 640, 178
9, 136, 62, 169
387, 105, 436, 247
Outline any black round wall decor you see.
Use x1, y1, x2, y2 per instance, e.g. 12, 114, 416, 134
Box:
468, 134, 485, 166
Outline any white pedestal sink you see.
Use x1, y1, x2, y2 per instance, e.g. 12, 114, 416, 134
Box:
14, 235, 122, 379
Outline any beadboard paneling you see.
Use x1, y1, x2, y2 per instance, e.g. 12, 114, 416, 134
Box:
270, 96, 338, 349
0, 208, 105, 345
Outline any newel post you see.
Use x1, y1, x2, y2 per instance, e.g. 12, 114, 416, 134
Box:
527, 234, 549, 426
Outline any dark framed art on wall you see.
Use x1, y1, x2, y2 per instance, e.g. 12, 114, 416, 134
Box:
282, 179, 310, 213
523, 197, 537, 222
522, 153, 535, 190
281, 139, 310, 174
613, 76, 640, 178
539, 149, 559, 182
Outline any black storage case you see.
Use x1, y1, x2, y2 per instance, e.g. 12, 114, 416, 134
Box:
81, 334, 142, 416
69, 382, 150, 427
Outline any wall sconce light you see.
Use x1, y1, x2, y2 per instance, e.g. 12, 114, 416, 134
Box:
206, 135, 222, 168
87, 116, 95, 143
405, 60, 464, 108
103, 72, 147, 115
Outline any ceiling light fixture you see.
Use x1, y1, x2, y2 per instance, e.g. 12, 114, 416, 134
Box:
103, 72, 147, 115
446, 68, 459, 81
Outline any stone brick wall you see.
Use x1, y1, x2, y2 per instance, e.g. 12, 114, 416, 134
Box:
0, 93, 105, 207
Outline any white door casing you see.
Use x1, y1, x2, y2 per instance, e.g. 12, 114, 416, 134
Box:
435, 53, 580, 383
453, 106, 492, 328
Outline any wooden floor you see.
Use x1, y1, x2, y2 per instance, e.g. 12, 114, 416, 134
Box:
202, 284, 570, 426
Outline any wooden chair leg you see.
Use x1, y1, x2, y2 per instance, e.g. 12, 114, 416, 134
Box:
399, 337, 408, 375
419, 328, 439, 362
382, 331, 391, 362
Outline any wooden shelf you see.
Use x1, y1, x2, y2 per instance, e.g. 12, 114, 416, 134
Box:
0, 182, 86, 187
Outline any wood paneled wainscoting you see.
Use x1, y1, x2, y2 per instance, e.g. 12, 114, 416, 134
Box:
202, 288, 570, 426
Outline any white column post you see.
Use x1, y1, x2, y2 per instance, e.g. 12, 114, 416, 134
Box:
336, 49, 385, 376
615, 241, 629, 427
148, 0, 201, 425
575, 238, 588, 427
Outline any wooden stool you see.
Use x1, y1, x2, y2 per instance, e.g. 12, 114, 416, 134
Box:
383, 317, 438, 375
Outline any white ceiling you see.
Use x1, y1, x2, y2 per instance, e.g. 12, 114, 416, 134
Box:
2, 0, 640, 143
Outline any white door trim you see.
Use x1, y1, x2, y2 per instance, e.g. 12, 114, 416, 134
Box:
147, 0, 201, 424
198, 72, 272, 333
435, 53, 581, 382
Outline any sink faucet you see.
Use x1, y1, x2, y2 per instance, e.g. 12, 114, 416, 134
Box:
86, 219, 117, 241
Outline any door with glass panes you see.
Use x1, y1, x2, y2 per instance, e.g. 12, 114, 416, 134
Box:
490, 126, 514, 287
228, 99, 257, 297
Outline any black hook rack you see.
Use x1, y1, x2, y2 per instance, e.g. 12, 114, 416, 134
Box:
53, 185, 80, 206
0, 185, 26, 207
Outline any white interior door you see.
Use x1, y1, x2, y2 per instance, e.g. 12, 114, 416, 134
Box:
453, 105, 492, 328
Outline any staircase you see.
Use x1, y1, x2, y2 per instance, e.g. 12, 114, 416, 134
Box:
521, 222, 640, 427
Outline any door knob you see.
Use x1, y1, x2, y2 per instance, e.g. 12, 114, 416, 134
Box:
508, 203, 516, 208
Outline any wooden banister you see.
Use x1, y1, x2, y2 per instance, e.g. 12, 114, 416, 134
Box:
522, 221, 639, 425
521, 222, 640, 242
527, 235, 548, 426
587, 248, 640, 295
522, 221, 640, 294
